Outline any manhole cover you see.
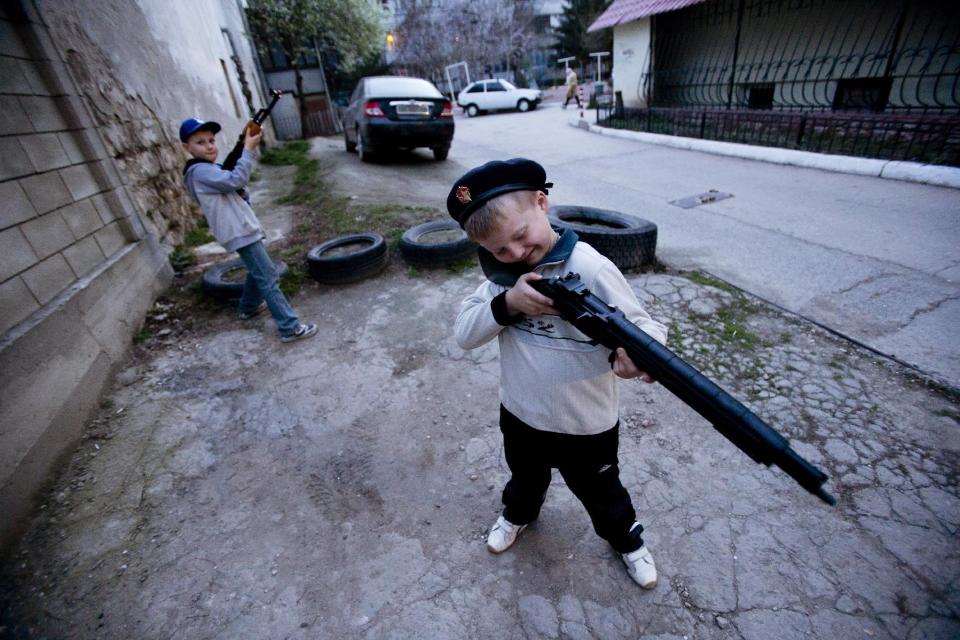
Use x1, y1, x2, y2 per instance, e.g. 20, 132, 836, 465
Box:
669, 189, 733, 209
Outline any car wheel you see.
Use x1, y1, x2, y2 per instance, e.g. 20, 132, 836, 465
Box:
357, 130, 372, 162
432, 145, 450, 161
201, 257, 289, 301
306, 233, 389, 284
549, 206, 658, 270
517, 99, 530, 112
399, 219, 476, 267
466, 104, 479, 118
344, 129, 356, 152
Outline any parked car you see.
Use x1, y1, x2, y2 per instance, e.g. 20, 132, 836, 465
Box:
456, 79, 543, 117
343, 76, 455, 162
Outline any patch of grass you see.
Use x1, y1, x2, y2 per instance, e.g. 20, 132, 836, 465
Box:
249, 172, 259, 183
184, 226, 214, 247
132, 327, 151, 345
685, 270, 739, 294
279, 266, 307, 298
260, 140, 311, 166
445, 257, 477, 274
168, 245, 195, 271
715, 307, 761, 350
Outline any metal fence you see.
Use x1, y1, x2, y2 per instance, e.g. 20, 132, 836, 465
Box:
598, 0, 960, 165
271, 108, 342, 141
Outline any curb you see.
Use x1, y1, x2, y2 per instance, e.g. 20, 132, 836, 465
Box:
571, 118, 960, 190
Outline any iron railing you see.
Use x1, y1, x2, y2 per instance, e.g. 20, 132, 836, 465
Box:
598, 0, 960, 165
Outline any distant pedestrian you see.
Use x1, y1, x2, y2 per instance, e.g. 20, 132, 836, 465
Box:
449, 158, 668, 589
179, 117, 317, 343
563, 67, 581, 109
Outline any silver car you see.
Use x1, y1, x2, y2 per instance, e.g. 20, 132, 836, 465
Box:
456, 79, 543, 117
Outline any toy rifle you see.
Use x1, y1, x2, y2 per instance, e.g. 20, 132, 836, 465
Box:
221, 89, 283, 171
530, 272, 836, 506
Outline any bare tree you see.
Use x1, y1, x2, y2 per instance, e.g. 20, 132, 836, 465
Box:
392, 0, 538, 84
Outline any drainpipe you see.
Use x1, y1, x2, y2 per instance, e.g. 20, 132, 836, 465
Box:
726, 0, 745, 110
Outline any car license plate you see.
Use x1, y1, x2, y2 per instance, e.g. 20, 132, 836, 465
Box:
394, 101, 431, 115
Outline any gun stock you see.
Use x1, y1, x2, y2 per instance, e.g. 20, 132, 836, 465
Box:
222, 89, 283, 171
531, 272, 836, 506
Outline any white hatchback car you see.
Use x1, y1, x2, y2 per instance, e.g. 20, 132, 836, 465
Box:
456, 79, 543, 117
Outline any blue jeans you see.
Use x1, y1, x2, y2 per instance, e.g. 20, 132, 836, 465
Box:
236, 240, 300, 335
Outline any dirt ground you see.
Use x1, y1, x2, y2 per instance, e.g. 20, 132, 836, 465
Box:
1, 136, 958, 640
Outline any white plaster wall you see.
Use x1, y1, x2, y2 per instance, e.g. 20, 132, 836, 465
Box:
135, 0, 267, 125
613, 18, 651, 108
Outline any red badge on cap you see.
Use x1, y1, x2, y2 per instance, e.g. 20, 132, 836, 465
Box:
455, 185, 471, 204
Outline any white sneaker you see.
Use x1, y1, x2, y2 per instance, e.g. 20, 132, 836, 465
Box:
280, 322, 317, 343
486, 515, 527, 554
621, 545, 658, 589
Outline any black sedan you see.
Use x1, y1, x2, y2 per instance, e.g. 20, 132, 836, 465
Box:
343, 76, 455, 162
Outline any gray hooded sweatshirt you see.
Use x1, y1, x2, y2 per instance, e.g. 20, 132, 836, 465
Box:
183, 150, 264, 252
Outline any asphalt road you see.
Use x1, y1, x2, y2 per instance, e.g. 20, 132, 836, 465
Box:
432, 103, 960, 390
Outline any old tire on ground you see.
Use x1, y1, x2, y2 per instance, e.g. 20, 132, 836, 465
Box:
549, 205, 657, 270
399, 219, 476, 267
201, 257, 289, 301
306, 232, 388, 284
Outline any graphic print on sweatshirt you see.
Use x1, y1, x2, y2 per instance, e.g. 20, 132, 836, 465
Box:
513, 314, 601, 353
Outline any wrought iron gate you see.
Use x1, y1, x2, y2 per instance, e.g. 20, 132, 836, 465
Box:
598, 0, 960, 165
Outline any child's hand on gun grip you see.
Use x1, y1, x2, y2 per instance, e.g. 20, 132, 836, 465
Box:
243, 125, 262, 150
611, 347, 654, 382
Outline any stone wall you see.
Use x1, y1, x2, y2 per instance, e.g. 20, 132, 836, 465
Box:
0, 0, 269, 552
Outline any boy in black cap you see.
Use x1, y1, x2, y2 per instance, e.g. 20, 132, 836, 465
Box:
179, 117, 316, 343
450, 158, 667, 589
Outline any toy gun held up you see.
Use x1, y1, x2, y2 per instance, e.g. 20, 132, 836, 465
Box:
530, 273, 836, 506
221, 89, 283, 171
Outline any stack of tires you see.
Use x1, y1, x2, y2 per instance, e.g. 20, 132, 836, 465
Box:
305, 233, 389, 284
549, 206, 657, 270
201, 258, 289, 300
398, 219, 476, 268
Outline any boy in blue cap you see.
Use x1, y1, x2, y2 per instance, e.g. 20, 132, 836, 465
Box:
450, 158, 667, 589
179, 117, 316, 343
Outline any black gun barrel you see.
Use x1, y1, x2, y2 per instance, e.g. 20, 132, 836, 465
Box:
532, 273, 835, 506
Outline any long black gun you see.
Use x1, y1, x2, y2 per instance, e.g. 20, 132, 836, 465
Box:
531, 272, 836, 506
222, 89, 283, 171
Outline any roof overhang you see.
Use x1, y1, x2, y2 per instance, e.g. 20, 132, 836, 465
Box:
588, 0, 712, 32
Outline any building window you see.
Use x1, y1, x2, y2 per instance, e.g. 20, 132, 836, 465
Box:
743, 83, 774, 110
832, 77, 892, 112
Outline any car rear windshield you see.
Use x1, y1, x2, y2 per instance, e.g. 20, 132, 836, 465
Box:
367, 77, 442, 99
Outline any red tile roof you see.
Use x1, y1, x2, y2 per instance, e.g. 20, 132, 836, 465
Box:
589, 0, 712, 32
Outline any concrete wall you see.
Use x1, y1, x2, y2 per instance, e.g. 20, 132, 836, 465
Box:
0, 0, 269, 552
612, 18, 651, 108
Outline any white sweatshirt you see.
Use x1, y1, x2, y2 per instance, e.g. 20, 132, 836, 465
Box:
454, 234, 667, 435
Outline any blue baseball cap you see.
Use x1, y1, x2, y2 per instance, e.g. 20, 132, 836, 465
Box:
179, 118, 221, 142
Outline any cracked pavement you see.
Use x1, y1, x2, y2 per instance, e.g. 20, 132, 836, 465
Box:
1, 260, 957, 639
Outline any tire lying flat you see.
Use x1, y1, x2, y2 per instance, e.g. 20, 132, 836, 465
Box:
398, 219, 476, 267
549, 205, 657, 270
201, 258, 290, 301
306, 232, 389, 284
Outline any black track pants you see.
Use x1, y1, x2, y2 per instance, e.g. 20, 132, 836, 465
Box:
499, 405, 645, 554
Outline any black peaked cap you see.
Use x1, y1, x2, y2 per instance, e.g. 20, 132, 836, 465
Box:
447, 158, 552, 228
